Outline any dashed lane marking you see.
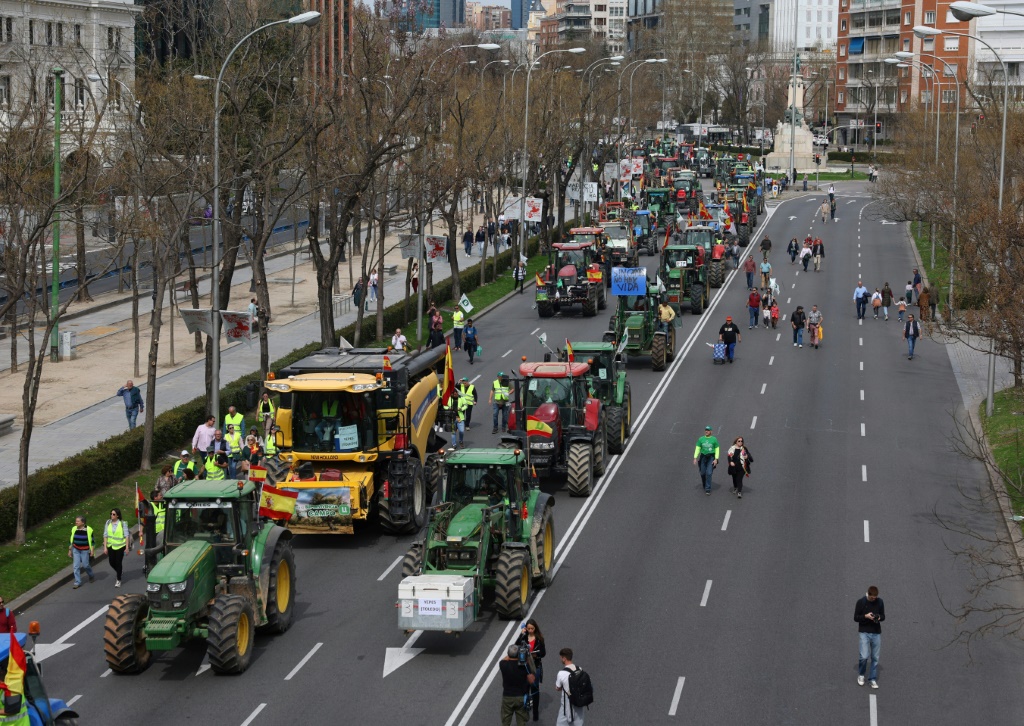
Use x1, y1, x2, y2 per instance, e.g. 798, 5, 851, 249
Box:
870, 694, 878, 726
100, 669, 111, 678
66, 696, 82, 707
700, 580, 713, 607
761, 383, 766, 395
240, 704, 267, 726
501, 349, 513, 358
530, 327, 540, 335
860, 390, 865, 400
722, 511, 732, 531
284, 642, 323, 681
862, 465, 868, 482
668, 677, 686, 716
751, 416, 757, 429
860, 361, 864, 371
864, 520, 870, 543
861, 423, 866, 437
377, 556, 403, 582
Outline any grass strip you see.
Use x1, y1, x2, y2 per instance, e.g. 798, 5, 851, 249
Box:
980, 388, 1024, 535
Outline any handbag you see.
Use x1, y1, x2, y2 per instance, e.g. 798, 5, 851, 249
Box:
818, 323, 824, 341
476, 345, 483, 360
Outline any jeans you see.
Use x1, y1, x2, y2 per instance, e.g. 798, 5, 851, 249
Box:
492, 403, 508, 431
856, 297, 867, 319
898, 310, 905, 322
126, 407, 139, 430
907, 336, 917, 358
881, 306, 889, 319
793, 327, 804, 345
790, 250, 797, 263
72, 548, 94, 585
802, 256, 810, 271
748, 306, 759, 328
453, 328, 463, 350
451, 420, 464, 448
745, 272, 754, 289
466, 341, 477, 364
726, 342, 736, 361
697, 455, 715, 493
858, 632, 881, 680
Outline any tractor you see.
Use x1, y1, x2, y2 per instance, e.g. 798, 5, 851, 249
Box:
397, 448, 555, 627
672, 171, 703, 214
661, 244, 708, 315
103, 478, 295, 675
0, 627, 79, 725
600, 221, 639, 273
600, 201, 625, 222
645, 187, 671, 222
504, 361, 608, 497
683, 224, 728, 288
603, 289, 675, 371
632, 209, 657, 256
536, 241, 607, 317
723, 191, 752, 247
562, 341, 632, 455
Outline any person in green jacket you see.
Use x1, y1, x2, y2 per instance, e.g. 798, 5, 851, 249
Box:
692, 425, 720, 496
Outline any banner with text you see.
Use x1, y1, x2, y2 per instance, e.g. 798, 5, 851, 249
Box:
221, 311, 253, 346
424, 235, 448, 263
179, 309, 214, 337
524, 197, 543, 223
610, 267, 648, 296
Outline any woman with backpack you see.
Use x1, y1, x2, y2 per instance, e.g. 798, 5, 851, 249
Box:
516, 619, 546, 721
727, 437, 754, 499
103, 508, 132, 588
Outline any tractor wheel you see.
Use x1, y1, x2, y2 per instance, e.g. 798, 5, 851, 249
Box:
592, 414, 607, 476
691, 283, 705, 315
260, 541, 295, 634
104, 594, 151, 674
566, 442, 594, 497
666, 327, 677, 363
207, 594, 256, 675
424, 455, 443, 501
401, 542, 424, 578
651, 334, 667, 371
494, 549, 531, 620
537, 301, 554, 318
379, 458, 426, 535
708, 260, 724, 288
739, 224, 750, 246
597, 284, 607, 310
623, 383, 633, 437
602, 331, 615, 344
582, 289, 598, 317
532, 506, 555, 589
607, 406, 626, 455
264, 456, 289, 486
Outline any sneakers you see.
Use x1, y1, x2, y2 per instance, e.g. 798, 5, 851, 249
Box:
730, 487, 736, 493
799, 344, 803, 348
737, 492, 742, 499
89, 575, 95, 583
793, 343, 797, 347
857, 676, 865, 686
870, 680, 878, 689
491, 428, 498, 434
705, 490, 711, 496
73, 583, 81, 589
115, 580, 121, 588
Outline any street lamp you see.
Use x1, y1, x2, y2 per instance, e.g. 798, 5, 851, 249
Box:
205, 10, 320, 422
628, 59, 667, 140
915, 21, 1007, 417
49, 67, 64, 362
519, 47, 585, 249
866, 69, 881, 154
479, 58, 509, 88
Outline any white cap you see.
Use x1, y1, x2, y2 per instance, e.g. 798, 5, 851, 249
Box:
180, 450, 190, 457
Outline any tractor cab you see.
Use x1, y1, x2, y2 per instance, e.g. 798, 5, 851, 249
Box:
601, 201, 625, 222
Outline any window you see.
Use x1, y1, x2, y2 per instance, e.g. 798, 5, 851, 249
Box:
838, 91, 844, 104
0, 76, 9, 106
943, 63, 958, 77
45, 75, 54, 107
901, 90, 908, 103
868, 11, 882, 27
903, 38, 910, 51
28, 19, 34, 45
817, 9, 822, 21
944, 36, 959, 51
0, 18, 10, 43
904, 11, 911, 25
841, 19, 847, 30
866, 37, 880, 54
946, 10, 961, 23
841, 0, 847, 7
849, 37, 864, 54
45, 21, 52, 46
885, 9, 900, 25
74, 24, 81, 45
839, 67, 846, 79
840, 43, 846, 57
806, 10, 811, 22
924, 10, 935, 23
923, 37, 934, 51
942, 89, 957, 104
921, 90, 932, 104
735, 7, 742, 15
75, 77, 86, 106
56, 22, 63, 46
107, 27, 114, 50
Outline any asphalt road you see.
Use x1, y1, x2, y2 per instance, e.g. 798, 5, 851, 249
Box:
18, 183, 1024, 725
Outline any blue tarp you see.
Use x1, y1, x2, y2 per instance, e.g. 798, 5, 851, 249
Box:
849, 37, 864, 54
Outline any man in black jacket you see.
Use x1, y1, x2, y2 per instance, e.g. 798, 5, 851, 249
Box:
499, 643, 535, 725
854, 585, 885, 689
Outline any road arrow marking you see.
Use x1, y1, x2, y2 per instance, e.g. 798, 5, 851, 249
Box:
384, 631, 424, 678
35, 605, 107, 662
196, 654, 211, 676
789, 216, 797, 220
881, 220, 898, 225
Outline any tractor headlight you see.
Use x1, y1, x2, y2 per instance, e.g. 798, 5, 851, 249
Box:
460, 551, 474, 560
146, 583, 161, 593
167, 581, 188, 593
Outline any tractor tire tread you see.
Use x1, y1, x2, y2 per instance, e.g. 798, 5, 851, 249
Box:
207, 594, 255, 675
566, 442, 594, 497
651, 334, 667, 371
103, 594, 151, 674
260, 542, 295, 635
494, 549, 531, 619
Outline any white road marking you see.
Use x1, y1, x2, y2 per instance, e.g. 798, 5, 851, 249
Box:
721, 511, 732, 531
862, 465, 868, 482
858, 243, 861, 248
776, 333, 781, 342
847, 200, 856, 205
786, 297, 791, 304
791, 283, 796, 289
700, 580, 713, 607
859, 318, 863, 325
530, 327, 540, 335
782, 314, 787, 321
860, 389, 865, 400
240, 704, 267, 726
859, 337, 863, 346
66, 695, 82, 707
864, 520, 870, 543
760, 383, 766, 394
858, 262, 862, 267
285, 642, 323, 681
100, 669, 111, 678
769, 356, 774, 365
384, 630, 425, 678
377, 555, 404, 581
795, 271, 799, 276
751, 416, 757, 429
860, 361, 864, 371
501, 349, 513, 358
858, 252, 861, 257
668, 676, 686, 716
870, 694, 878, 726
861, 423, 866, 437
469, 374, 481, 384
34, 605, 108, 662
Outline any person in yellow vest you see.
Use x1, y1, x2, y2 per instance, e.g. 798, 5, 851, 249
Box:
316, 398, 339, 443
103, 508, 131, 588
489, 373, 511, 434
204, 447, 228, 481
68, 516, 95, 588
150, 489, 166, 549
258, 393, 276, 439
450, 390, 468, 449
452, 307, 465, 350
458, 376, 476, 429
265, 426, 280, 458
224, 405, 245, 438
0, 693, 28, 726
224, 424, 243, 478
172, 450, 195, 482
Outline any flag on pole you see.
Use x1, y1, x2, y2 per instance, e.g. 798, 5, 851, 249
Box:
663, 224, 672, 250
441, 342, 456, 407
534, 272, 545, 288
565, 339, 574, 362
698, 201, 713, 220
135, 483, 146, 548
382, 355, 392, 371
526, 417, 554, 437
742, 195, 749, 214
258, 484, 298, 520
2, 632, 27, 696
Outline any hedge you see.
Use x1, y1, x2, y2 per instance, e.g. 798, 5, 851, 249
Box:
825, 150, 898, 165
0, 229, 552, 544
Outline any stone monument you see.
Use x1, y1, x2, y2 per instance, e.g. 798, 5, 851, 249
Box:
765, 73, 817, 174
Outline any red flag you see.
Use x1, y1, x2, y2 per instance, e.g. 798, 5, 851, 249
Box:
3, 632, 27, 696
565, 339, 574, 363
258, 484, 298, 520
382, 355, 392, 371
135, 484, 147, 548
441, 342, 456, 407
663, 224, 672, 250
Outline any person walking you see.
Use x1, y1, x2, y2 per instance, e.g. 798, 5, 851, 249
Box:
903, 313, 921, 360
475, 225, 486, 256
463, 318, 479, 365
904, 280, 913, 305
787, 238, 799, 265
871, 288, 882, 319
155, 465, 175, 497
912, 268, 922, 302
828, 183, 835, 202
791, 305, 807, 347
499, 643, 535, 726
854, 586, 886, 689
192, 415, 217, 454
489, 373, 511, 434
514, 261, 526, 293
224, 405, 245, 438
68, 516, 96, 589
718, 315, 740, 364
391, 328, 408, 351
463, 229, 474, 256
555, 648, 587, 726
450, 391, 468, 450
410, 261, 420, 294
760, 289, 773, 329
248, 297, 259, 332
103, 508, 131, 588
830, 197, 837, 223
224, 424, 243, 478
0, 593, 16, 633
770, 301, 780, 329
258, 393, 276, 438
726, 437, 753, 499
819, 199, 829, 223
745, 290, 760, 330
353, 277, 366, 311
458, 377, 476, 429
812, 238, 825, 271
743, 255, 756, 290
759, 235, 772, 260
759, 259, 772, 289
896, 297, 907, 323
452, 306, 465, 350
880, 283, 894, 321
428, 321, 445, 349
693, 425, 720, 496
516, 620, 547, 721
917, 286, 931, 322
807, 305, 823, 348
799, 243, 812, 272
115, 380, 144, 431
173, 450, 195, 482
853, 281, 869, 320
369, 268, 378, 303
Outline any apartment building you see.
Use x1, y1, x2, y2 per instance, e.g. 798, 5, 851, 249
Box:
734, 0, 773, 46
468, 3, 512, 30
973, 0, 1024, 97
771, 0, 837, 51
626, 0, 661, 51
548, 0, 627, 52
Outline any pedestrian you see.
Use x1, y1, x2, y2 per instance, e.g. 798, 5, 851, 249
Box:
731, 241, 741, 268
812, 237, 825, 271
68, 516, 96, 589
514, 261, 526, 293
918, 286, 931, 322
759, 259, 772, 289
896, 297, 907, 323
746, 289, 760, 330
0, 593, 16, 633
192, 415, 217, 454
727, 436, 753, 499
103, 508, 131, 588
369, 268, 379, 303
854, 585, 885, 689
516, 619, 547, 721
391, 328, 408, 351
458, 376, 476, 429
787, 238, 799, 264
802, 173, 808, 191
743, 255, 756, 290
115, 380, 144, 431
258, 393, 276, 438
880, 283, 893, 321
463, 229, 474, 256
760, 289, 773, 328
912, 268, 922, 302
555, 648, 588, 726
871, 288, 882, 319
204, 441, 229, 480
489, 372, 511, 434
807, 304, 823, 348
929, 283, 940, 322
488, 218, 496, 247
904, 313, 921, 360
499, 643, 535, 726
428, 321, 445, 349
475, 225, 486, 255
353, 277, 365, 311
692, 425, 720, 495
799, 244, 812, 271
224, 405, 245, 438
828, 183, 835, 202
770, 301, 780, 329
830, 197, 837, 222
450, 304, 465, 351
853, 280, 869, 320
224, 424, 242, 478
791, 305, 807, 347
463, 318, 479, 365
173, 450, 195, 481
820, 199, 829, 223
248, 297, 259, 330
430, 303, 444, 330
411, 261, 420, 294
759, 235, 772, 260
240, 435, 265, 473
155, 465, 175, 497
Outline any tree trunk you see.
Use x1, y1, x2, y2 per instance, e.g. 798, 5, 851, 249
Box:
181, 230, 203, 353
15, 304, 52, 546
8, 304, 17, 373
131, 241, 141, 378
141, 247, 168, 471
74, 200, 92, 302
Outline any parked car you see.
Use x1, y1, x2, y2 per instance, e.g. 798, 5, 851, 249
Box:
813, 135, 829, 146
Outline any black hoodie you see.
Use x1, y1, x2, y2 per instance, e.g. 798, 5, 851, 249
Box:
854, 595, 886, 634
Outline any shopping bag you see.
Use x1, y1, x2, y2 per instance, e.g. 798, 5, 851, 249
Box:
818, 323, 824, 341
476, 345, 483, 360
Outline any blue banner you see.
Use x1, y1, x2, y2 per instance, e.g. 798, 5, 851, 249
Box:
610, 267, 647, 296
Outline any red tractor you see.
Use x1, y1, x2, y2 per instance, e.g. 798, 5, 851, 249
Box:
535, 241, 607, 318
504, 361, 607, 496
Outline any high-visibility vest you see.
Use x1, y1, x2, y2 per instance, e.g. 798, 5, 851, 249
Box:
453, 310, 465, 328
152, 501, 166, 534
224, 411, 244, 432
225, 431, 242, 455
258, 399, 276, 419
492, 379, 509, 403
0, 699, 28, 726
322, 400, 339, 418
70, 525, 94, 549
459, 383, 475, 403
173, 459, 195, 479
265, 436, 278, 456
205, 455, 226, 480
456, 393, 469, 421
105, 520, 128, 550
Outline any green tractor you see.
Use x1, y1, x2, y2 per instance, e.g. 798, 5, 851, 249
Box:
563, 341, 633, 454
103, 478, 295, 675
661, 244, 708, 315
646, 187, 671, 221
603, 289, 675, 371
398, 448, 555, 626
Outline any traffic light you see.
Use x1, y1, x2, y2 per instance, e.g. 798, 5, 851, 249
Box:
875, 122, 882, 133
814, 154, 821, 166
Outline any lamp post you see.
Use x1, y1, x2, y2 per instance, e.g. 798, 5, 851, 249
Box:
866, 70, 881, 154
206, 11, 320, 422
616, 58, 654, 196
580, 56, 624, 217
916, 18, 1007, 417
50, 68, 64, 362
519, 47, 585, 250
788, 0, 800, 181
479, 58, 509, 88
628, 59, 667, 145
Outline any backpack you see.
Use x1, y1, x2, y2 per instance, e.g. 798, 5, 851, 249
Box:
563, 666, 594, 709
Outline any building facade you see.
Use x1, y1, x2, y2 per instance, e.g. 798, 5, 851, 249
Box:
771, 0, 837, 51
309, 0, 354, 91
733, 0, 773, 46
974, 0, 1024, 98
626, 0, 661, 51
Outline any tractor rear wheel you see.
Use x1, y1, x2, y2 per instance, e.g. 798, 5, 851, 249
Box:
494, 549, 532, 620
566, 442, 594, 496
424, 455, 443, 501
709, 260, 724, 288
607, 406, 626, 455
623, 383, 633, 437
691, 283, 705, 315
592, 414, 607, 476
260, 541, 295, 634
537, 301, 554, 318
582, 289, 598, 317
651, 334, 667, 371
532, 506, 555, 589
104, 594, 151, 674
597, 284, 607, 310
379, 458, 426, 535
666, 327, 677, 362
207, 594, 256, 675
401, 542, 424, 578
739, 223, 750, 246
264, 456, 288, 486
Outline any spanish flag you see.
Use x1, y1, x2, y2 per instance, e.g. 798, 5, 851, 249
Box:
535, 272, 545, 288
586, 269, 603, 283
258, 484, 298, 521
698, 201, 713, 220
565, 339, 574, 362
382, 355, 392, 371
526, 417, 554, 437
2, 631, 27, 696
742, 194, 749, 213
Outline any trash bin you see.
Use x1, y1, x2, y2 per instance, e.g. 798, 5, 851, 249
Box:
245, 381, 259, 409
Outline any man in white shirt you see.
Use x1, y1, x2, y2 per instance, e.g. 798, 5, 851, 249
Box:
391, 328, 408, 351
555, 648, 586, 725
